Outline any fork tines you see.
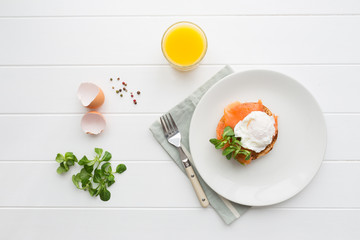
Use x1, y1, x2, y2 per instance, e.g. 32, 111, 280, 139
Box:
160, 113, 178, 137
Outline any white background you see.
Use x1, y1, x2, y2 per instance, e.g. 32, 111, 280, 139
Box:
1, 0, 360, 239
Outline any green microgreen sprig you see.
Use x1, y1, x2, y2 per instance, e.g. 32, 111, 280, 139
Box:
56, 148, 127, 201
56, 152, 78, 174
209, 126, 251, 162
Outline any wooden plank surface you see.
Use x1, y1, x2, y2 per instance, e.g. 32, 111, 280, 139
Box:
0, 162, 358, 208
0, 65, 360, 113
1, 0, 360, 16
0, 114, 357, 161
0, 0, 359, 238
0, 208, 359, 240
0, 17, 360, 65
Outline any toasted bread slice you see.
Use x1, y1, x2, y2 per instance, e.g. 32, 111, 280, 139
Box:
216, 105, 278, 165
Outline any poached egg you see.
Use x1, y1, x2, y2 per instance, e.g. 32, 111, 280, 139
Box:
234, 111, 276, 153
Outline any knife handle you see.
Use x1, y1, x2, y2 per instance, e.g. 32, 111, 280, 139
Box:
185, 165, 209, 208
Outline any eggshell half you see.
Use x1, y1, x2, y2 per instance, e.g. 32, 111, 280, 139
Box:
78, 82, 105, 109
81, 111, 106, 135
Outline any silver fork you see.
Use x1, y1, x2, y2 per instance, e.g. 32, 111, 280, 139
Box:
160, 113, 209, 208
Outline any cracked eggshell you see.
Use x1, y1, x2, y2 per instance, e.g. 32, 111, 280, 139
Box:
81, 111, 106, 135
77, 82, 105, 109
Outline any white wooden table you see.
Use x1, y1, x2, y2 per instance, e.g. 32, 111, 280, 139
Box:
1, 1, 360, 239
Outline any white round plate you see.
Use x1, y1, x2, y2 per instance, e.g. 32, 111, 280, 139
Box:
189, 70, 327, 206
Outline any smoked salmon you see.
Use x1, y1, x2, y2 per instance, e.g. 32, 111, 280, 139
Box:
215, 100, 278, 165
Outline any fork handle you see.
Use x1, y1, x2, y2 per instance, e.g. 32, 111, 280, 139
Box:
185, 165, 209, 208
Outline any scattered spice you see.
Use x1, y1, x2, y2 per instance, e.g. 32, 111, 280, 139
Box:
109, 77, 141, 105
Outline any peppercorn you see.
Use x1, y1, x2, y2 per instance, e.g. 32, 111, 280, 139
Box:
137, 91, 141, 95
116, 90, 119, 94
120, 94, 123, 97
112, 86, 115, 89
131, 94, 134, 98
110, 78, 113, 81
117, 77, 120, 81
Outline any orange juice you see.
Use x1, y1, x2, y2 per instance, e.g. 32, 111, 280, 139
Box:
161, 22, 207, 71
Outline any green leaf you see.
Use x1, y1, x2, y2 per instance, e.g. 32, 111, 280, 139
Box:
55, 153, 65, 163
101, 162, 112, 174
65, 152, 73, 158
65, 152, 75, 161
93, 169, 102, 183
89, 187, 96, 196
84, 164, 94, 174
101, 151, 112, 162
87, 159, 97, 166
222, 126, 234, 137
67, 159, 75, 166
62, 162, 69, 171
233, 140, 242, 145
95, 148, 103, 157
222, 147, 235, 156
95, 186, 102, 196
99, 187, 111, 201
85, 181, 92, 189
116, 164, 127, 174
226, 153, 232, 160
81, 178, 90, 187
107, 174, 115, 181
72, 174, 81, 189
228, 145, 238, 150
209, 138, 221, 145
107, 181, 115, 187
234, 149, 240, 158
236, 150, 251, 160
78, 156, 89, 166
57, 165, 67, 174
215, 141, 226, 149
79, 168, 92, 181
107, 174, 115, 187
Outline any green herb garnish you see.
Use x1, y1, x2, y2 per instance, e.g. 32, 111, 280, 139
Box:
209, 126, 251, 162
56, 148, 127, 201
56, 152, 78, 174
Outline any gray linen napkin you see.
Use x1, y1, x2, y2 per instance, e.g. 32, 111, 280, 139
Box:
150, 65, 250, 225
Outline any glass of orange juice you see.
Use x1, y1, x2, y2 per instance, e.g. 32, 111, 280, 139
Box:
161, 21, 207, 71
